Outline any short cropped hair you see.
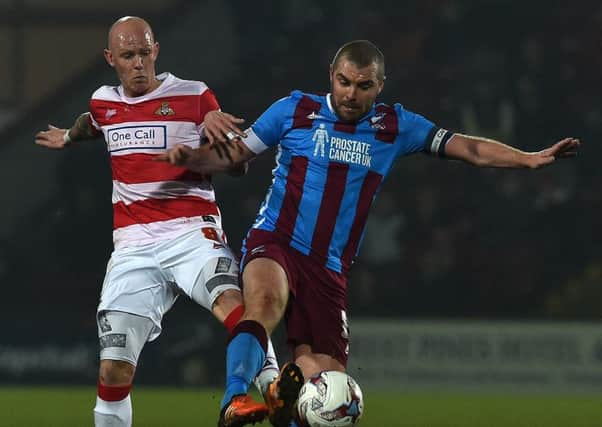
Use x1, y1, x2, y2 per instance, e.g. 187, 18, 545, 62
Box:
331, 40, 386, 81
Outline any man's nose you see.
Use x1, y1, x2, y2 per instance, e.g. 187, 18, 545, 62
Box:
344, 86, 357, 99
134, 55, 144, 69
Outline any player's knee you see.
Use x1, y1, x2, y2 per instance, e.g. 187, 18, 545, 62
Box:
260, 290, 287, 310
212, 288, 243, 321
243, 258, 289, 305
246, 290, 286, 320
99, 359, 135, 386
244, 278, 288, 313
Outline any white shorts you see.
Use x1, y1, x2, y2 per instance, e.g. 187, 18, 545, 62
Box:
97, 227, 240, 342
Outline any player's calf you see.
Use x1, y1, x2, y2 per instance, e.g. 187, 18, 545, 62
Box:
221, 304, 280, 398
94, 381, 133, 427
94, 311, 153, 427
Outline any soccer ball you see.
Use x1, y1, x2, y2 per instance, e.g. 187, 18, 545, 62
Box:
296, 371, 364, 427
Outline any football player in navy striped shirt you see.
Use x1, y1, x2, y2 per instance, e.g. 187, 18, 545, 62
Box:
160, 40, 579, 427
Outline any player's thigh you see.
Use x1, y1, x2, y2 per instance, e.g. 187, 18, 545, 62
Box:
240, 229, 292, 309
97, 310, 155, 368
99, 245, 179, 343
286, 258, 349, 369
294, 344, 345, 379
164, 228, 241, 311
242, 257, 290, 322
239, 229, 293, 331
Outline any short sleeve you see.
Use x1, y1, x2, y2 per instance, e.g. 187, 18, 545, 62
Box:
241, 96, 291, 154
395, 105, 453, 158
197, 87, 221, 135
88, 99, 102, 131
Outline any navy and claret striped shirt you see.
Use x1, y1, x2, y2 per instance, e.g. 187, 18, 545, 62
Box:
240, 90, 453, 273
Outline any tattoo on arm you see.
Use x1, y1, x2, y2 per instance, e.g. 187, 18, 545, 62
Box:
69, 112, 98, 142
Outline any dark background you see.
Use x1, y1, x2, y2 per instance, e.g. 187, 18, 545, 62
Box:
0, 0, 600, 386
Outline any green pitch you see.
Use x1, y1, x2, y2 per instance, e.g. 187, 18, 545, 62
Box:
0, 387, 601, 426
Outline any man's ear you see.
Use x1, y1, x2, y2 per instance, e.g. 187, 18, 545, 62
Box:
104, 49, 114, 67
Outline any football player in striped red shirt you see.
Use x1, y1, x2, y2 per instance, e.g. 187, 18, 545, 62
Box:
35, 16, 279, 427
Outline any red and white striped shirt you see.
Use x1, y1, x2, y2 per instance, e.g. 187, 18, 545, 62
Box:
89, 72, 221, 249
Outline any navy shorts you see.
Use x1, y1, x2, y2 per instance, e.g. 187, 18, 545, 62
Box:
242, 229, 349, 366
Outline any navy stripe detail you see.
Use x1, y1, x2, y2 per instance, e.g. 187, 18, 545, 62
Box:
334, 121, 357, 134
374, 104, 398, 143
275, 156, 308, 244
229, 320, 268, 353
341, 171, 383, 270
292, 96, 322, 129
311, 162, 350, 264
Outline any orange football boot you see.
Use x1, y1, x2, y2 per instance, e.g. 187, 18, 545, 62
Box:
218, 394, 268, 427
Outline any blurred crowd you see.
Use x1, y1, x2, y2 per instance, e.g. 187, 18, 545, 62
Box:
343, 1, 602, 318
229, 1, 602, 319
3, 0, 601, 332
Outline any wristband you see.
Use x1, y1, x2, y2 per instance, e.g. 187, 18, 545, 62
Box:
63, 130, 72, 145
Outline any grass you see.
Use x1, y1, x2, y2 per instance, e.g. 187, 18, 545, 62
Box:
0, 387, 601, 426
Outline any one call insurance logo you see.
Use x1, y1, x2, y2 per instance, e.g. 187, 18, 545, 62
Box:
107, 125, 167, 152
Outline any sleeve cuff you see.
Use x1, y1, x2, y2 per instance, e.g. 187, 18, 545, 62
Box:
425, 127, 454, 157
241, 128, 270, 154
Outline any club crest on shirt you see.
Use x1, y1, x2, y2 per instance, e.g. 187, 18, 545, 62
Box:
105, 108, 117, 119
370, 112, 386, 130
154, 102, 175, 116
306, 111, 326, 120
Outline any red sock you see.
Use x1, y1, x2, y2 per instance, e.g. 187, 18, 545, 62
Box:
223, 304, 245, 334
98, 380, 132, 402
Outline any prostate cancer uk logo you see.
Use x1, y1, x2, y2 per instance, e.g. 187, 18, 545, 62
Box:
107, 125, 167, 152
312, 124, 372, 167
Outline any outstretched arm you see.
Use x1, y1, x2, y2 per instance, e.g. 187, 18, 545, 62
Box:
202, 110, 247, 145
157, 139, 256, 175
35, 112, 99, 149
444, 134, 580, 169
201, 110, 250, 176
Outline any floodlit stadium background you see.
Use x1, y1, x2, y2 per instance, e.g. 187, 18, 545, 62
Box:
0, 1, 601, 425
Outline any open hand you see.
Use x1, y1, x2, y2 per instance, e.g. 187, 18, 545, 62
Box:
529, 137, 580, 168
203, 111, 246, 146
35, 125, 70, 149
